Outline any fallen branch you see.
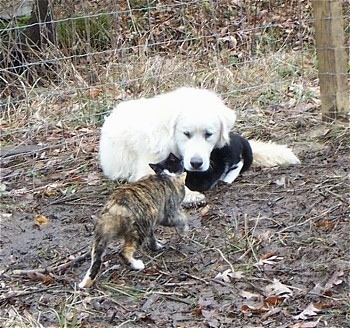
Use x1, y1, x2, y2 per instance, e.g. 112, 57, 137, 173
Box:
12, 251, 90, 276
0, 286, 75, 305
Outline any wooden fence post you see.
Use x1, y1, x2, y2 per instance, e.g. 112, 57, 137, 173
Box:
312, 0, 349, 121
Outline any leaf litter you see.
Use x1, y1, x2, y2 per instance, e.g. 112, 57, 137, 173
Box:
1, 116, 349, 327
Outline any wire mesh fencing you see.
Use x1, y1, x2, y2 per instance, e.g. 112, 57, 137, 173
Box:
0, 0, 349, 188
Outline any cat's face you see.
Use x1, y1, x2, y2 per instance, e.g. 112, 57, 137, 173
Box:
149, 153, 184, 177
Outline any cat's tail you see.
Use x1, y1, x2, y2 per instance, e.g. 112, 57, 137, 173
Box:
248, 140, 300, 168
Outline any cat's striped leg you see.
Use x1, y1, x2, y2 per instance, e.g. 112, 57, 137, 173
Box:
149, 230, 163, 251
79, 238, 107, 288
122, 239, 145, 270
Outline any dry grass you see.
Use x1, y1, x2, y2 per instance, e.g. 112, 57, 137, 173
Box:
0, 50, 319, 142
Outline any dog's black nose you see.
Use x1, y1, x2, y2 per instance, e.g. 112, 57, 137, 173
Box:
190, 157, 203, 170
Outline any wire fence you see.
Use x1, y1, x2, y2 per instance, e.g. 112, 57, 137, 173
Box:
0, 0, 349, 176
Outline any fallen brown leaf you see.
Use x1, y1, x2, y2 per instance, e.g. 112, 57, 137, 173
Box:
214, 268, 244, 282
255, 254, 283, 267
34, 215, 49, 226
292, 317, 321, 327
200, 204, 210, 217
315, 220, 335, 228
264, 295, 284, 306
293, 303, 321, 320
261, 251, 278, 260
324, 270, 344, 292
314, 302, 334, 310
265, 278, 293, 298
27, 272, 53, 284
89, 88, 103, 99
241, 302, 268, 314
193, 307, 202, 316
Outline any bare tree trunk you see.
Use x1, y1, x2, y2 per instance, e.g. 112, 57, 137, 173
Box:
25, 0, 56, 48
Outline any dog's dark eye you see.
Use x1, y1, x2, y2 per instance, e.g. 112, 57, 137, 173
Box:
184, 131, 192, 138
204, 131, 213, 139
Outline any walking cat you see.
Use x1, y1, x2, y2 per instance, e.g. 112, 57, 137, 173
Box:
79, 153, 188, 288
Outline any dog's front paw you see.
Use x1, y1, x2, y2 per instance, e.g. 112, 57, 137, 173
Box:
182, 191, 206, 208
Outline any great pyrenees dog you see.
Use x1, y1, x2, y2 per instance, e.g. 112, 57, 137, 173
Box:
99, 87, 299, 205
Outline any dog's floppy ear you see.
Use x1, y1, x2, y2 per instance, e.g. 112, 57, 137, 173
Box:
169, 111, 180, 140
216, 107, 236, 148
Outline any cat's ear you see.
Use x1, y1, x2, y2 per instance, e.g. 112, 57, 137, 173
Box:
168, 153, 179, 162
149, 163, 163, 175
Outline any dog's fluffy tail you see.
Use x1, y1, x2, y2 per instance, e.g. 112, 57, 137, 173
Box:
248, 140, 300, 167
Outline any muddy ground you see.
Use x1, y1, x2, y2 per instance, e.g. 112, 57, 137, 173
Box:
0, 108, 349, 327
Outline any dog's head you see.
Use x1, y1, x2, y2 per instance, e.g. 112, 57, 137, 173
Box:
171, 94, 236, 172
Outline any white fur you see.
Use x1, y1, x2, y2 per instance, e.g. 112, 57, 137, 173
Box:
221, 160, 244, 183
99, 87, 300, 203
154, 241, 164, 249
249, 140, 300, 167
99, 87, 236, 205
78, 270, 92, 288
130, 259, 145, 270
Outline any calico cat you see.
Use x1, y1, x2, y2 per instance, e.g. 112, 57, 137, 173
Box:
79, 153, 188, 288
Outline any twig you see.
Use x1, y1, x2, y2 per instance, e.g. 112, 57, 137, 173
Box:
163, 281, 199, 287
189, 238, 236, 273
165, 295, 193, 305
0, 145, 46, 158
0, 287, 74, 305
47, 245, 90, 267
278, 204, 341, 234
322, 188, 349, 205
215, 247, 235, 274
12, 251, 90, 276
145, 290, 183, 297
181, 272, 209, 284
115, 318, 137, 328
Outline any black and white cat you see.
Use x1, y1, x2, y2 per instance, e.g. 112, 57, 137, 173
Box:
185, 133, 253, 191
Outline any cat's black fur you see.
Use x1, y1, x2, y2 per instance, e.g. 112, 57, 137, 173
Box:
185, 133, 253, 191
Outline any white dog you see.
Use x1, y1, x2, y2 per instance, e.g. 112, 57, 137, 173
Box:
99, 87, 299, 205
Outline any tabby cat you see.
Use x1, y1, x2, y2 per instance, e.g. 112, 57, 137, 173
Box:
79, 153, 188, 288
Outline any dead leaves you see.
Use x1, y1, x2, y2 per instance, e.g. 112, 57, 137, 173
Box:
292, 320, 321, 328
240, 279, 292, 316
193, 290, 234, 327
314, 220, 335, 229
255, 251, 284, 267
213, 268, 244, 282
34, 215, 49, 227
310, 270, 344, 297
237, 269, 344, 325
88, 88, 103, 99
323, 270, 344, 292
294, 303, 321, 320
26, 272, 54, 285
265, 278, 293, 299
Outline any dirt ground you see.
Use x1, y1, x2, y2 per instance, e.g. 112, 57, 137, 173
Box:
0, 106, 349, 327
